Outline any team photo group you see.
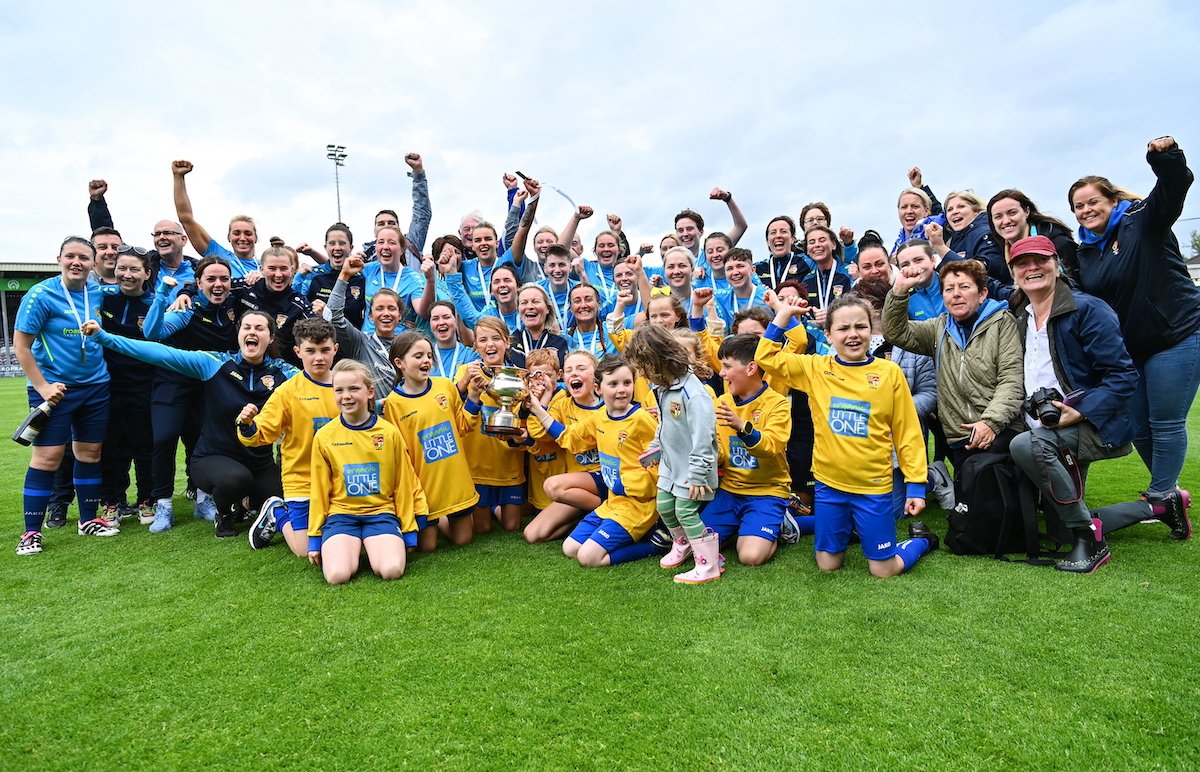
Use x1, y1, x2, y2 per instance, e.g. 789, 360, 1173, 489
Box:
14, 135, 1196, 585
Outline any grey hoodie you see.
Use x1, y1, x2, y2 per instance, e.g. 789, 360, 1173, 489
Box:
646, 372, 718, 499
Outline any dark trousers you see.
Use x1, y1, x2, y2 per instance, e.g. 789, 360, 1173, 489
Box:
102, 389, 154, 505
151, 376, 203, 501
190, 454, 282, 519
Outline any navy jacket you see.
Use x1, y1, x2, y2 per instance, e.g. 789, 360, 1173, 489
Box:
1076, 146, 1199, 362
1009, 280, 1137, 450
944, 211, 1006, 284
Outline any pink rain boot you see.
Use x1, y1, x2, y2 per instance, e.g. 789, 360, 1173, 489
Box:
674, 530, 722, 584
659, 526, 692, 568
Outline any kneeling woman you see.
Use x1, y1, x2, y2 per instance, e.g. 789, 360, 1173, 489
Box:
309, 360, 422, 585
82, 310, 296, 537
526, 355, 662, 567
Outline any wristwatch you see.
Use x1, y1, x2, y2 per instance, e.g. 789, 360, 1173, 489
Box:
737, 421, 754, 440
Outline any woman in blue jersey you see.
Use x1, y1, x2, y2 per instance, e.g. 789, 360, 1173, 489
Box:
565, 284, 615, 358
171, 159, 260, 278
428, 300, 479, 379
82, 310, 297, 539
15, 237, 115, 555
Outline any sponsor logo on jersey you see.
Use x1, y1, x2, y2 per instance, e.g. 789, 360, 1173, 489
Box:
418, 421, 459, 463
728, 436, 759, 470
312, 416, 331, 433
829, 397, 870, 438
599, 452, 622, 494
344, 463, 381, 496
574, 449, 600, 467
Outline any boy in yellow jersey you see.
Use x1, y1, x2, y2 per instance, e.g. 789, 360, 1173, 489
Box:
756, 295, 937, 578
308, 360, 424, 585
705, 334, 795, 567
236, 318, 338, 555
516, 349, 570, 515
526, 356, 662, 567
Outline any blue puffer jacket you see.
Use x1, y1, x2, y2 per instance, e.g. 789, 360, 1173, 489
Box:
1076, 145, 1199, 362
944, 211, 1006, 284
1008, 280, 1137, 450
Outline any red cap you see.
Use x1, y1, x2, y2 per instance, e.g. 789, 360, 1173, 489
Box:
1008, 235, 1057, 264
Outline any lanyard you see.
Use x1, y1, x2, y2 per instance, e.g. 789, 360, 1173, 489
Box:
731, 287, 754, 314
553, 284, 571, 322
61, 279, 90, 355
476, 261, 492, 308
574, 327, 601, 354
522, 328, 549, 354
774, 254, 795, 289
436, 344, 460, 379
814, 266, 837, 309
593, 262, 609, 295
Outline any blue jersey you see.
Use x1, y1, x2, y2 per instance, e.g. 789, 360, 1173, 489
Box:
15, 276, 109, 385
203, 240, 260, 279
154, 257, 196, 299
581, 260, 618, 299
360, 262, 427, 334
714, 284, 772, 330
538, 280, 575, 329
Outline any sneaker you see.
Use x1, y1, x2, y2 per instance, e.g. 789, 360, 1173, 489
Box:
78, 518, 120, 537
648, 524, 673, 550
194, 492, 217, 522
215, 510, 237, 539
928, 460, 956, 510
148, 500, 174, 533
1147, 488, 1192, 541
780, 510, 801, 545
137, 501, 156, 526
45, 503, 68, 529
908, 520, 940, 552
249, 497, 282, 550
16, 530, 43, 555
101, 503, 123, 525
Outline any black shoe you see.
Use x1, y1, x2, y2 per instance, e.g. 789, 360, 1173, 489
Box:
249, 497, 280, 550
45, 504, 68, 529
907, 520, 939, 552
1055, 521, 1110, 573
1146, 489, 1192, 541
215, 510, 237, 538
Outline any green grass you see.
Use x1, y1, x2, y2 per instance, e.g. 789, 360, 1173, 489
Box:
0, 377, 1197, 769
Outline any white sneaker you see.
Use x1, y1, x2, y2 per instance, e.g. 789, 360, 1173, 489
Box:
78, 518, 120, 537
928, 460, 956, 510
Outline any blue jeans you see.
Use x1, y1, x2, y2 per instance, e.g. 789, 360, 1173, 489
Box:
1131, 327, 1200, 494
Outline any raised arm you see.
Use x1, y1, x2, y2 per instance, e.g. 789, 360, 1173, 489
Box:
710, 187, 748, 245
85, 323, 223, 380
172, 160, 213, 256
88, 179, 114, 232
509, 180, 542, 267
557, 205, 593, 248
405, 153, 431, 257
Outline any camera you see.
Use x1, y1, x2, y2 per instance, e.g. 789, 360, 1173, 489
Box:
1024, 386, 1064, 427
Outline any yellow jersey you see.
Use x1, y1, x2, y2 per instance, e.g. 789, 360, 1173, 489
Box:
455, 364, 526, 487
716, 383, 792, 498
238, 371, 336, 500
383, 377, 482, 518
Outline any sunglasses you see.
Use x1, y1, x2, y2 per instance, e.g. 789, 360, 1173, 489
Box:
118, 244, 150, 255
151, 230, 183, 237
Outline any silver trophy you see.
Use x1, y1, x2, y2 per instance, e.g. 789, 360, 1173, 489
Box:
480, 365, 530, 438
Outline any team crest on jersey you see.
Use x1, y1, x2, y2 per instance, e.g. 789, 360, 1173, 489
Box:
137, 316, 145, 330
372, 434, 385, 450
617, 430, 628, 445
833, 285, 844, 298
788, 265, 799, 274
1111, 240, 1119, 255
866, 373, 880, 389
350, 286, 362, 300
227, 308, 236, 321
275, 314, 288, 328
752, 409, 761, 423
669, 400, 682, 420
261, 375, 275, 390
435, 394, 448, 410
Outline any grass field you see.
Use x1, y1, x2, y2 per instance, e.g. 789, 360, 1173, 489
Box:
1, 376, 1197, 770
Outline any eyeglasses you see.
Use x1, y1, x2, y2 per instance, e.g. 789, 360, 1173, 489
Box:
151, 230, 182, 237
803, 217, 828, 226
118, 244, 150, 255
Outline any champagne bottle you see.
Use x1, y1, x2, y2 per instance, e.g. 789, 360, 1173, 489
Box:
13, 401, 52, 446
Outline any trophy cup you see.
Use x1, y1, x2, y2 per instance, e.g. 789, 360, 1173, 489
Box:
480, 365, 529, 437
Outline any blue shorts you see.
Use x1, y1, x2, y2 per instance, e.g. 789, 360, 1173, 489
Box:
568, 511, 634, 553
415, 514, 441, 531
813, 482, 897, 560
702, 489, 785, 543
475, 484, 524, 508
321, 513, 417, 548
28, 383, 109, 446
279, 500, 309, 532
588, 471, 610, 499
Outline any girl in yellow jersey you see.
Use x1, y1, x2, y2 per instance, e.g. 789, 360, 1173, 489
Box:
524, 350, 605, 544
526, 355, 662, 568
455, 317, 527, 533
518, 349, 570, 517
383, 332, 485, 552
236, 319, 339, 557
308, 360, 424, 585
755, 295, 937, 578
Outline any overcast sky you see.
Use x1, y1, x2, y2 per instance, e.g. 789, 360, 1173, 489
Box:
3, 1, 1199, 265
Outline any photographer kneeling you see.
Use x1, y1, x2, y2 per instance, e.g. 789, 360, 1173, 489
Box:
1006, 236, 1139, 573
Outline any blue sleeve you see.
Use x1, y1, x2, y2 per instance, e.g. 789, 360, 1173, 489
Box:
905, 482, 926, 500
743, 428, 763, 448
93, 329, 225, 379
407, 171, 432, 254
142, 291, 191, 341
14, 285, 50, 335
546, 419, 566, 440
446, 274, 482, 328
463, 399, 482, 416
923, 185, 943, 217
1073, 296, 1138, 424
689, 316, 707, 333
842, 240, 858, 269
764, 323, 787, 343
308, 535, 321, 553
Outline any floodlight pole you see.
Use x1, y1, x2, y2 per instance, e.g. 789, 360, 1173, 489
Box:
326, 144, 348, 221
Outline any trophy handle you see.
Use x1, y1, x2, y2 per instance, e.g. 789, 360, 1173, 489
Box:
480, 364, 496, 379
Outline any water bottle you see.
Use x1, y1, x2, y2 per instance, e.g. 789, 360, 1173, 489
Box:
13, 401, 52, 446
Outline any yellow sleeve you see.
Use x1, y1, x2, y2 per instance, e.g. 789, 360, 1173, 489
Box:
784, 323, 809, 354
308, 437, 333, 539
745, 392, 792, 457
239, 383, 289, 447
608, 326, 632, 353
755, 334, 815, 392
635, 376, 657, 411
696, 326, 722, 374
892, 368, 928, 488
392, 431, 422, 533
552, 413, 598, 454
528, 390, 568, 442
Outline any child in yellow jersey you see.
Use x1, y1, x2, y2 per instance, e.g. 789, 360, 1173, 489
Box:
308, 360, 424, 585
605, 290, 689, 352
755, 295, 938, 578
236, 318, 339, 557
524, 350, 605, 544
706, 333, 794, 568
516, 349, 569, 516
526, 355, 662, 568
384, 332, 485, 552
455, 317, 527, 533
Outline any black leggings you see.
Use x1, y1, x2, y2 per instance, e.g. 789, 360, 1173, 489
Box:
151, 375, 203, 500
190, 454, 282, 519
103, 389, 153, 505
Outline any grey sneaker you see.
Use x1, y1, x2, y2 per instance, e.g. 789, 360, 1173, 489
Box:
45, 504, 68, 529
928, 460, 956, 510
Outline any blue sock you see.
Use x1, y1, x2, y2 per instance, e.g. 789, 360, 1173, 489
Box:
74, 460, 103, 523
23, 467, 56, 532
896, 537, 931, 572
608, 540, 660, 565
797, 515, 816, 536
